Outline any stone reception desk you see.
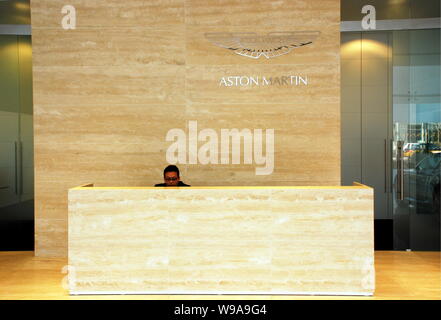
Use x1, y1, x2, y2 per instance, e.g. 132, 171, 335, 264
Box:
67, 183, 375, 295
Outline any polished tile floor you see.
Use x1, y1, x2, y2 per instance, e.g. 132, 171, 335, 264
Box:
0, 251, 439, 300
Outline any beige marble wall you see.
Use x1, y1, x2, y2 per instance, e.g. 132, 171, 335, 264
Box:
68, 185, 374, 295
31, 0, 341, 256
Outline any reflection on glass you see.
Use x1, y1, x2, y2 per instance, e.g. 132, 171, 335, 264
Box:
393, 29, 440, 251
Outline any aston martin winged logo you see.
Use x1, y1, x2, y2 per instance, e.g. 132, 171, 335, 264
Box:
204, 31, 320, 59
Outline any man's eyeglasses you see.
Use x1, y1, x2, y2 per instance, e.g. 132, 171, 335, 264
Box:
165, 177, 178, 181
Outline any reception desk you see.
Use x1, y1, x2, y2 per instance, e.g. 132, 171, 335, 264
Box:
68, 183, 375, 295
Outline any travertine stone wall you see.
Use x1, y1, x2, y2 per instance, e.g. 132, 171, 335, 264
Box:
31, 0, 341, 257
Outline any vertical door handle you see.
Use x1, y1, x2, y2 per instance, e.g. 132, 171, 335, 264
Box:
384, 139, 387, 193
19, 141, 23, 195
390, 139, 394, 193
396, 141, 404, 201
14, 141, 18, 195
400, 155, 404, 200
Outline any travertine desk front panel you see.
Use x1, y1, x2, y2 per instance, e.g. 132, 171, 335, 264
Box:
68, 184, 374, 295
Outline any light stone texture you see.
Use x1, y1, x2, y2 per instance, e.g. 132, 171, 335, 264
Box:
68, 184, 374, 295
32, 0, 341, 257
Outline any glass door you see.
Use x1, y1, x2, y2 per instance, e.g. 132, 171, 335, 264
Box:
0, 35, 34, 250
392, 29, 441, 251
0, 35, 21, 212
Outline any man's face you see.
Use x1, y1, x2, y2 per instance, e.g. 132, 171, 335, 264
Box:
164, 171, 180, 186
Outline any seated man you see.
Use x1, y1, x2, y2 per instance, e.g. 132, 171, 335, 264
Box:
154, 165, 190, 187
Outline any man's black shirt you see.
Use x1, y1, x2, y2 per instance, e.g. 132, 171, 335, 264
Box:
154, 181, 190, 187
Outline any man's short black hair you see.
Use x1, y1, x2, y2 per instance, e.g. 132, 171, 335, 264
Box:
164, 165, 180, 177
